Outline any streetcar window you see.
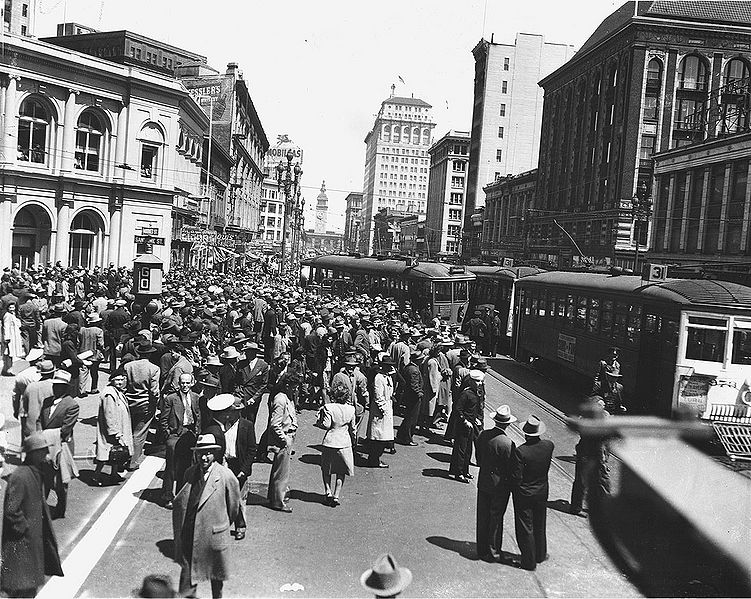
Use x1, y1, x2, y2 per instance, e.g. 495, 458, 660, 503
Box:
613, 313, 627, 340
531, 298, 538, 317
627, 305, 642, 344
557, 296, 566, 318
688, 316, 727, 328
644, 313, 659, 334
566, 294, 575, 325
576, 296, 587, 329
686, 327, 726, 362
538, 296, 547, 317
453, 281, 468, 302
588, 298, 600, 332
434, 282, 452, 303
731, 320, 751, 365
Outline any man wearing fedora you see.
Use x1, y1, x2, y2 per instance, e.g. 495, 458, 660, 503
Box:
40, 369, 80, 518
42, 303, 67, 367
475, 405, 521, 563
160, 337, 194, 398
234, 341, 269, 425
160, 373, 201, 509
124, 341, 161, 470
513, 415, 554, 571
449, 369, 485, 483
360, 553, 412, 599
12, 349, 45, 437
204, 393, 256, 540
172, 433, 240, 598
80, 311, 105, 395
395, 349, 424, 446
1, 432, 63, 597
218, 346, 240, 394
22, 359, 57, 439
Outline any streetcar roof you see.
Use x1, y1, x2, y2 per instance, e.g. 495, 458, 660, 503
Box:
517, 271, 751, 307
301, 255, 476, 281
467, 265, 545, 280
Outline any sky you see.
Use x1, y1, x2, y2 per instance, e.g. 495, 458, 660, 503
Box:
34, 0, 625, 232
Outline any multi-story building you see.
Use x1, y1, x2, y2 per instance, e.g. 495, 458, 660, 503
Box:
481, 169, 537, 263
464, 33, 574, 256
360, 87, 436, 253
42, 25, 208, 77
259, 135, 304, 254
398, 214, 427, 256
302, 231, 343, 257
3, 0, 36, 36
179, 62, 269, 247
343, 192, 363, 252
0, 32, 205, 270
530, 0, 751, 270
424, 130, 470, 257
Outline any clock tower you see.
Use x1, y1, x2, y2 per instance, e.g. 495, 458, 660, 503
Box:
314, 181, 328, 234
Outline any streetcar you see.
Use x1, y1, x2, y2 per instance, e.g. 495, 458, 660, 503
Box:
466, 265, 545, 346
512, 271, 751, 418
301, 254, 475, 325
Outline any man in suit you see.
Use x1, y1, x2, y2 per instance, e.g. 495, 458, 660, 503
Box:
23, 360, 57, 439
42, 304, 67, 366
513, 415, 554, 571
395, 350, 424, 446
205, 393, 256, 540
449, 370, 484, 482
475, 405, 521, 563
1, 433, 63, 597
267, 372, 299, 513
105, 299, 130, 371
124, 342, 161, 470
40, 370, 80, 518
172, 433, 240, 599
160, 338, 194, 397
160, 373, 201, 509
234, 341, 268, 425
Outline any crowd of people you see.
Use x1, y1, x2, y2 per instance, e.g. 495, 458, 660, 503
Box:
0, 260, 610, 597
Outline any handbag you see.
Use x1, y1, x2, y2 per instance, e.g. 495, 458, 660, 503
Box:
313, 406, 329, 430
109, 443, 131, 465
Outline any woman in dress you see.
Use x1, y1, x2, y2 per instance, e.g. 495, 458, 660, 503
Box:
2, 302, 24, 375
317, 378, 356, 506
366, 356, 396, 468
93, 368, 133, 486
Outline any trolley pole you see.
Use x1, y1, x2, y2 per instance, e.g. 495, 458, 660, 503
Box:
276, 149, 302, 277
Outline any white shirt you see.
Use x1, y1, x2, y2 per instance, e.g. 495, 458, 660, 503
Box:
180, 392, 194, 427
48, 397, 63, 418
224, 419, 239, 459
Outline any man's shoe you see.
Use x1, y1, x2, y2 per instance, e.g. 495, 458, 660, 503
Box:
235, 530, 245, 540
164, 500, 173, 510
453, 474, 470, 484
270, 504, 293, 513
477, 553, 496, 563
376, 462, 389, 468
465, 473, 474, 479
407, 441, 418, 446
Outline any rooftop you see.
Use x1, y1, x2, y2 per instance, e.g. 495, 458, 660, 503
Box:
382, 96, 432, 108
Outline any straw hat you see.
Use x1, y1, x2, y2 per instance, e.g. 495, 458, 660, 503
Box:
360, 554, 412, 598
521, 415, 546, 436
492, 405, 517, 426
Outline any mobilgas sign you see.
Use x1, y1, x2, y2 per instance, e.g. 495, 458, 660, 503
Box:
267, 146, 303, 163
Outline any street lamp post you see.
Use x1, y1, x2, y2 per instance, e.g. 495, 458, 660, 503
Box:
276, 149, 302, 276
631, 182, 653, 274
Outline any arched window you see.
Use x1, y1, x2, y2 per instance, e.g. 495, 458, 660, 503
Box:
382, 125, 391, 142
139, 122, 164, 180
679, 55, 708, 91
647, 59, 662, 84
75, 110, 103, 172
18, 97, 49, 164
69, 211, 104, 269
724, 58, 749, 88
422, 128, 430, 145
412, 127, 420, 144
402, 126, 410, 144
392, 126, 400, 143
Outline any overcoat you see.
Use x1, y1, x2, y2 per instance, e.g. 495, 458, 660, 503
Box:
95, 385, 134, 462
367, 372, 394, 441
172, 461, 240, 585
1, 464, 63, 592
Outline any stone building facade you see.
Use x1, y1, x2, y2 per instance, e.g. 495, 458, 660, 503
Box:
0, 33, 204, 271
530, 0, 751, 269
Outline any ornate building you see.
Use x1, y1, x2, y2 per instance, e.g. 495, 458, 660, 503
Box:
360, 87, 436, 253
530, 0, 751, 269
424, 130, 470, 257
0, 32, 204, 270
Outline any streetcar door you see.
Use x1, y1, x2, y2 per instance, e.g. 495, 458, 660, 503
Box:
635, 306, 679, 416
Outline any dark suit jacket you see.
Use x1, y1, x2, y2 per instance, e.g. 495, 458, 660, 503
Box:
476, 427, 521, 493
454, 385, 484, 434
42, 317, 66, 357
40, 395, 80, 442
224, 418, 256, 479
160, 391, 201, 437
515, 438, 555, 500
234, 358, 269, 406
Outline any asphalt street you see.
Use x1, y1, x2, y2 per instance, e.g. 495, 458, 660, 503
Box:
1, 359, 639, 598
